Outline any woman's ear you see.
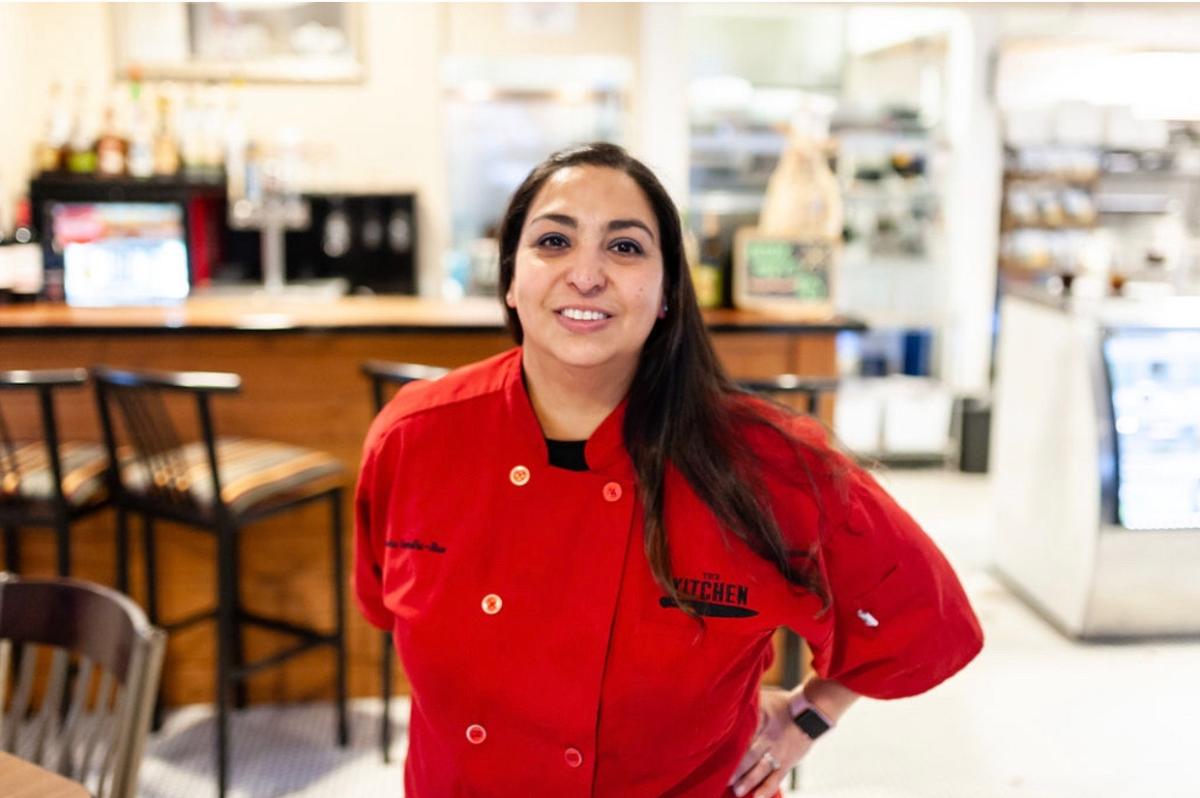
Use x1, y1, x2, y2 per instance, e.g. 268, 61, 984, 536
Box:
505, 288, 516, 308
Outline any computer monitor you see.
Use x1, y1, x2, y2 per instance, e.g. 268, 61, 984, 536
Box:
53, 202, 190, 306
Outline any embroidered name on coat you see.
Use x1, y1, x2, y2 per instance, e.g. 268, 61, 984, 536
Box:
385, 539, 446, 554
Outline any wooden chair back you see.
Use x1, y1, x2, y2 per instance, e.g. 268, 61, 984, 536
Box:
0, 572, 166, 798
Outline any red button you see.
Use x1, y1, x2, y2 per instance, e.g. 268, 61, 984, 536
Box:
466, 724, 487, 744
603, 482, 622, 502
564, 747, 583, 768
482, 593, 503, 615
510, 465, 530, 486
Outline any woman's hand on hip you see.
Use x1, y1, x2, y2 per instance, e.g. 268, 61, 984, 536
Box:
728, 686, 813, 798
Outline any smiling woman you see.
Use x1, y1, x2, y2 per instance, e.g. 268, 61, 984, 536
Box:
353, 142, 983, 798
505, 164, 666, 437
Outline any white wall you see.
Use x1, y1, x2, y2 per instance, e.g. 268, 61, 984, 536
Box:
1, 3, 114, 232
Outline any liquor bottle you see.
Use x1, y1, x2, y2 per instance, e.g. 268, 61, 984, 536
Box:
34, 82, 72, 173
0, 197, 45, 303
224, 80, 248, 197
179, 86, 204, 175
693, 213, 725, 309
200, 82, 227, 174
126, 71, 155, 178
152, 91, 181, 176
10, 197, 35, 245
96, 103, 128, 177
65, 83, 98, 175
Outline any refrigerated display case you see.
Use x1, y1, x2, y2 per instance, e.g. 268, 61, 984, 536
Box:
992, 289, 1200, 637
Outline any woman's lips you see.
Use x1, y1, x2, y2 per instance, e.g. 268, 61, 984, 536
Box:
555, 307, 613, 333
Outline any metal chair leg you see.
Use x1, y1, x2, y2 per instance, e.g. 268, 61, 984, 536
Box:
782, 629, 803, 691
215, 522, 237, 798
53, 511, 71, 576
3, 526, 19, 573
142, 514, 168, 732
115, 507, 129, 593
142, 514, 159, 625
228, 529, 247, 711
331, 489, 348, 747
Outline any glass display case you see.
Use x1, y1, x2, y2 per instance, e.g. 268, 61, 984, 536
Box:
993, 289, 1200, 637
1103, 329, 1200, 531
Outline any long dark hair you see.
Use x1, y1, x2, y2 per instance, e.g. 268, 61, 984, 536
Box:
498, 142, 833, 614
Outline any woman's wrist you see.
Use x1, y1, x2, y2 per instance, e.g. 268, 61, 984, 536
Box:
789, 677, 859, 726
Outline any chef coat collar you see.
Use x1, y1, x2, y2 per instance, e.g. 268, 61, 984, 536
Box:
503, 348, 635, 480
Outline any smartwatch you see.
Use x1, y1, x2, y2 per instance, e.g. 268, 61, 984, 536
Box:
790, 694, 834, 741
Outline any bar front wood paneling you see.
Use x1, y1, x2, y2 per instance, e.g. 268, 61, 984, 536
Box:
1, 297, 863, 705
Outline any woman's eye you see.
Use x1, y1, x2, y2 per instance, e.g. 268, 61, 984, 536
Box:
611, 239, 644, 255
537, 233, 569, 249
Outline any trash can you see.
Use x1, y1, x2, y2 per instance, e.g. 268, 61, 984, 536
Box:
956, 396, 991, 474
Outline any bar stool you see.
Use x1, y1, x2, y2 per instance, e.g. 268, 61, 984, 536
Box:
361, 360, 448, 763
91, 365, 348, 798
0, 369, 109, 576
739, 373, 839, 791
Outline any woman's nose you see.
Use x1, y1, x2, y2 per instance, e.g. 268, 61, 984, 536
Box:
565, 250, 606, 295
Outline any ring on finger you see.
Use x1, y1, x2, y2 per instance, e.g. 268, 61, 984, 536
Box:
760, 750, 781, 772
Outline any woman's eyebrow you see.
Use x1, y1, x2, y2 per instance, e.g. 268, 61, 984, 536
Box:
529, 213, 656, 242
608, 219, 656, 242
530, 213, 577, 228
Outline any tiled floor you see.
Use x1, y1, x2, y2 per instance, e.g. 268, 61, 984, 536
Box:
139, 469, 1200, 797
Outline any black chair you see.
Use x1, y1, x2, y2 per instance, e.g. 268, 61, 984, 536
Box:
360, 360, 449, 763
91, 365, 348, 798
0, 571, 166, 798
739, 374, 840, 419
0, 369, 109, 577
739, 374, 840, 791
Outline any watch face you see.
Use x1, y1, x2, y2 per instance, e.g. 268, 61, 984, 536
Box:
793, 708, 831, 739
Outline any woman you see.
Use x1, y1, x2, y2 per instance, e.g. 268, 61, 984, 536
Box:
354, 142, 983, 798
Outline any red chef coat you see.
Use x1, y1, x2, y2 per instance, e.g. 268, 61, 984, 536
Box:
354, 347, 983, 797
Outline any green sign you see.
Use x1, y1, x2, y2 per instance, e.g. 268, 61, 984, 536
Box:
743, 238, 833, 301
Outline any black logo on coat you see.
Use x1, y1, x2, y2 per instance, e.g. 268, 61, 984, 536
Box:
659, 572, 758, 618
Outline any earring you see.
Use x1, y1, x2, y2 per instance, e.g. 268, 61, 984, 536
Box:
658, 301, 668, 319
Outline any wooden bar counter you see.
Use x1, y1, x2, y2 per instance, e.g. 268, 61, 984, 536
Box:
0, 296, 864, 705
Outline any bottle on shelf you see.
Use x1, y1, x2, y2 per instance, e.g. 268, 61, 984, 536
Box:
34, 81, 72, 174
96, 102, 129, 177
65, 83, 98, 175
199, 82, 227, 174
693, 212, 724, 309
224, 80, 248, 198
179, 85, 205, 176
10, 197, 35, 245
0, 197, 45, 304
126, 69, 155, 178
152, 90, 181, 176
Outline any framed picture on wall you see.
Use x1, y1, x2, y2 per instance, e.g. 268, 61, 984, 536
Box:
112, 2, 365, 83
